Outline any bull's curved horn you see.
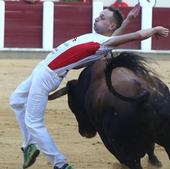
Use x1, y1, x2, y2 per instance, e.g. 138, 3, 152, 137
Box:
48, 86, 68, 100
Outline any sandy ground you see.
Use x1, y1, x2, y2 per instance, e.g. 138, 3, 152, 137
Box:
0, 58, 170, 169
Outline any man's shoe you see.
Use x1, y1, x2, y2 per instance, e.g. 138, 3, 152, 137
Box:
54, 163, 74, 169
21, 144, 40, 169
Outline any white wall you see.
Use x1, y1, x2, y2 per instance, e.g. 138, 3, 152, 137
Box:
94, 0, 170, 7
155, 0, 170, 7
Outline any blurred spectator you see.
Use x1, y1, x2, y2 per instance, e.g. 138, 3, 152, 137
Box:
112, 0, 129, 8
23, 0, 40, 3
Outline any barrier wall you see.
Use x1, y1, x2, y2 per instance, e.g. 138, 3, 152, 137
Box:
152, 8, 170, 50
5, 1, 43, 48
53, 2, 92, 46
4, 1, 92, 48
2, 1, 170, 50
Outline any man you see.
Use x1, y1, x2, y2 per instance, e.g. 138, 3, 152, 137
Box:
9, 3, 169, 169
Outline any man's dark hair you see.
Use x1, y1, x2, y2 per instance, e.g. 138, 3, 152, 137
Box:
105, 6, 123, 29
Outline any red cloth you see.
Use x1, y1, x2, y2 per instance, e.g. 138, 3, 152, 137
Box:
112, 2, 128, 8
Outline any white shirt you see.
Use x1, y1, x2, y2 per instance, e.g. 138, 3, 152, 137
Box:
44, 33, 111, 77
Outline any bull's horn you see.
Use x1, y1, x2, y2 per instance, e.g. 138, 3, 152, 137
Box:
48, 87, 68, 100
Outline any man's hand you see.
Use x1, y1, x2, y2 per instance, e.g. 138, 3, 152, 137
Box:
154, 26, 169, 39
126, 3, 140, 22
112, 3, 140, 36
137, 26, 169, 40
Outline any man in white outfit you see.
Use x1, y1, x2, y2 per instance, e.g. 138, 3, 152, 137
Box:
9, 3, 169, 169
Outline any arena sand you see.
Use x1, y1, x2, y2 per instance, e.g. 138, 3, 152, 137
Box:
0, 58, 170, 169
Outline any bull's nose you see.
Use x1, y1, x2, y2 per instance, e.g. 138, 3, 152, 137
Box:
82, 132, 97, 138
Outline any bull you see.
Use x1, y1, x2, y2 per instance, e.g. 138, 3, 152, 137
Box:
49, 52, 170, 169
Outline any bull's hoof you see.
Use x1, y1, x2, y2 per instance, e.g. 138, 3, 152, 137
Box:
148, 155, 162, 167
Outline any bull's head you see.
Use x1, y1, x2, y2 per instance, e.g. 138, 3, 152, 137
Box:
49, 80, 97, 138
66, 80, 97, 138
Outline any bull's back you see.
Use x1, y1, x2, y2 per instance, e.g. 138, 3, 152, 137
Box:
86, 63, 149, 113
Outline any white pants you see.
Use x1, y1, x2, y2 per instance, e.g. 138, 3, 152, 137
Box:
9, 61, 67, 168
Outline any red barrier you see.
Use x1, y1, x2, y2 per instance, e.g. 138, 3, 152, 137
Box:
4, 2, 170, 50
53, 2, 92, 47
152, 8, 170, 50
5, 1, 42, 48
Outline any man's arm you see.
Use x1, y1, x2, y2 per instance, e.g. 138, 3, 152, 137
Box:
112, 3, 140, 36
103, 26, 169, 47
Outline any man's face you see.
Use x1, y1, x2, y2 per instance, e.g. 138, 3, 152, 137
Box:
94, 9, 116, 35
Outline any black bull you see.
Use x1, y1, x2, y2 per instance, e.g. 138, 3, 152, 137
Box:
49, 52, 170, 169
